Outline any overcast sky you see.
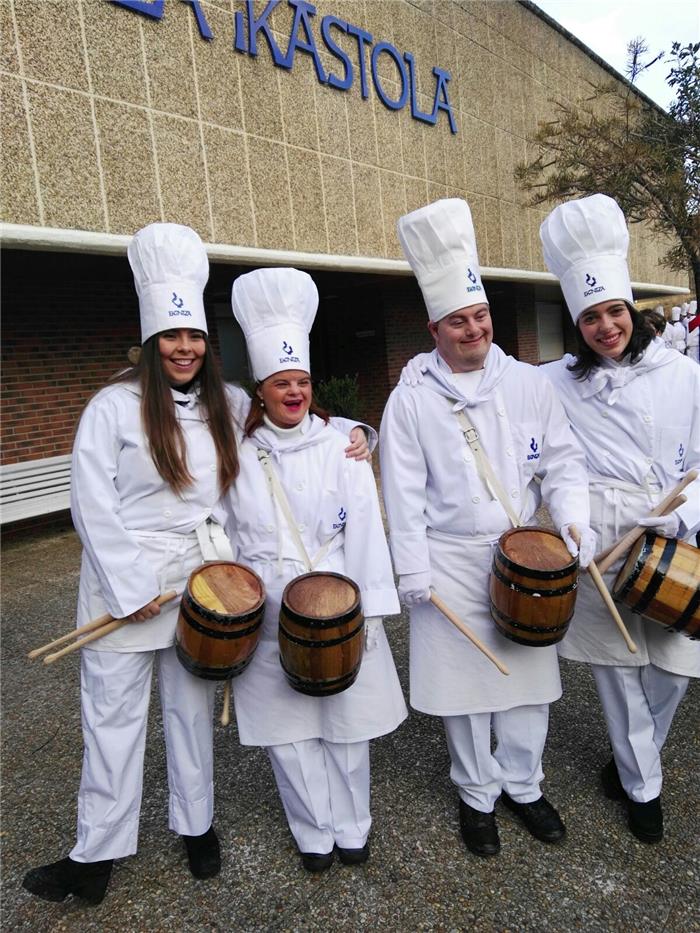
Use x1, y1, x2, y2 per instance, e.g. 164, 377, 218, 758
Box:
532, 0, 699, 109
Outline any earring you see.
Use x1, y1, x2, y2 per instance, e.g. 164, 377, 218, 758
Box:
259, 398, 265, 409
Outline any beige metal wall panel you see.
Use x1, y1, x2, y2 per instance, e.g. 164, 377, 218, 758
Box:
1, 76, 40, 226
0, 0, 688, 289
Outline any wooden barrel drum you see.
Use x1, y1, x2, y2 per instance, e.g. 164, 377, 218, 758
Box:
490, 527, 579, 646
176, 561, 265, 680
279, 572, 364, 697
613, 533, 700, 638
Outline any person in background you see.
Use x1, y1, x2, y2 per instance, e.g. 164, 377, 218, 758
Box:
224, 267, 407, 872
539, 193, 700, 844
380, 198, 593, 859
686, 300, 699, 364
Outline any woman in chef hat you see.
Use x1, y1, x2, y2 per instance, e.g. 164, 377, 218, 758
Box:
539, 194, 700, 844
226, 266, 407, 872
22, 223, 241, 904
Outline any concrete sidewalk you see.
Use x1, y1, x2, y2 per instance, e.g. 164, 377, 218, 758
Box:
1, 525, 698, 932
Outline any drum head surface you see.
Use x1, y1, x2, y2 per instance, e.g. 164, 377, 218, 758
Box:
286, 573, 358, 618
190, 562, 263, 614
501, 528, 572, 571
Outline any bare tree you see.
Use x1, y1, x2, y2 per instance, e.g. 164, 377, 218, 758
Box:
515, 41, 700, 296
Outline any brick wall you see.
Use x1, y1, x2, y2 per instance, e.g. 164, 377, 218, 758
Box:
1, 249, 221, 466
2, 250, 542, 469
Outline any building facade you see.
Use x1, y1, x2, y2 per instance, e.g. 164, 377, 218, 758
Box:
1, 0, 690, 490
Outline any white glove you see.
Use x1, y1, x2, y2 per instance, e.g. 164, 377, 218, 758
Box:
364, 617, 382, 651
398, 572, 431, 606
399, 353, 430, 387
560, 524, 597, 569
637, 512, 681, 538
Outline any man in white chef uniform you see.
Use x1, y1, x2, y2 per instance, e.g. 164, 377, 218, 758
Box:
380, 198, 595, 857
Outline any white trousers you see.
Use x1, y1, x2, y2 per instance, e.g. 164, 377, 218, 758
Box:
591, 663, 689, 803
266, 739, 371, 854
70, 646, 217, 862
443, 705, 549, 813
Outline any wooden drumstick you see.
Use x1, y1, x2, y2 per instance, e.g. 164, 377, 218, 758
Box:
569, 527, 637, 654
220, 680, 231, 727
41, 591, 178, 665
29, 609, 125, 659
430, 592, 510, 676
594, 492, 689, 574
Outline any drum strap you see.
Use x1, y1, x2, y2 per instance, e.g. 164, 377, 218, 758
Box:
257, 450, 336, 572
454, 410, 522, 528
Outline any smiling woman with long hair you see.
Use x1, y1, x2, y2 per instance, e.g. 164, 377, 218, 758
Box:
22, 224, 241, 905
540, 194, 700, 845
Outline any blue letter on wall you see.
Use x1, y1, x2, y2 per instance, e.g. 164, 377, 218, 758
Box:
283, 1, 327, 83
321, 15, 353, 91
110, 0, 212, 40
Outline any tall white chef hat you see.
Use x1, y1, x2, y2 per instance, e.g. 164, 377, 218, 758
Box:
127, 223, 209, 344
539, 194, 633, 323
231, 267, 318, 382
689, 300, 698, 316
397, 198, 488, 322
671, 306, 681, 322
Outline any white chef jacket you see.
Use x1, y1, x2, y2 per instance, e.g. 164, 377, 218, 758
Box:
223, 414, 407, 746
672, 321, 687, 355
71, 381, 249, 651
662, 322, 676, 349
380, 345, 590, 714
542, 340, 700, 675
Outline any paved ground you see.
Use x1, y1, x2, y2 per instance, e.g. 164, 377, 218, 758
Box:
1, 523, 698, 932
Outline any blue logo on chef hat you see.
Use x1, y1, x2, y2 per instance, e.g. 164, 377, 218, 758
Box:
675, 442, 685, 465
333, 506, 347, 530
169, 292, 191, 317
279, 340, 300, 365
466, 267, 481, 294
527, 437, 540, 461
584, 273, 605, 298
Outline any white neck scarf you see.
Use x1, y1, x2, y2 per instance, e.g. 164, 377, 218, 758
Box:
581, 337, 678, 406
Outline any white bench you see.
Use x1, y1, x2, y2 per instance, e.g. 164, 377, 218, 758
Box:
0, 454, 72, 524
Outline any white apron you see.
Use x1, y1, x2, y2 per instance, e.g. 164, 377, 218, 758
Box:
409, 529, 562, 716
76, 521, 232, 652
558, 479, 700, 677
232, 553, 408, 747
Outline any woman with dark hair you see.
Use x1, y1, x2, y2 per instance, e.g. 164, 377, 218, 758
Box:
22, 226, 371, 907
224, 267, 407, 872
539, 194, 700, 845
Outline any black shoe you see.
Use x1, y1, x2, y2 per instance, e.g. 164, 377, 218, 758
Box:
500, 792, 566, 843
300, 850, 334, 872
459, 800, 500, 857
22, 856, 113, 905
182, 826, 221, 879
336, 842, 370, 865
601, 757, 627, 801
628, 797, 663, 843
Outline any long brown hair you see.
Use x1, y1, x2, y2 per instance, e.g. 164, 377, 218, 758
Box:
244, 385, 329, 437
567, 304, 655, 380
112, 335, 239, 495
